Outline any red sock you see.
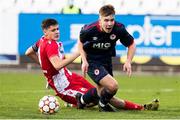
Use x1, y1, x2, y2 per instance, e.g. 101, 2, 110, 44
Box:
124, 100, 143, 110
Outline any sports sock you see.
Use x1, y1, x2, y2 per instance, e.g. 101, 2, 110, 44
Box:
82, 88, 99, 104
99, 88, 115, 106
124, 100, 143, 110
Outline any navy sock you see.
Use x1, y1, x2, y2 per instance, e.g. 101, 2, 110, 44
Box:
82, 88, 99, 104
99, 88, 115, 106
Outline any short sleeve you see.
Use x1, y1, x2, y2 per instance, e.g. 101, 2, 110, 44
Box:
118, 24, 134, 47
79, 25, 88, 43
32, 40, 40, 52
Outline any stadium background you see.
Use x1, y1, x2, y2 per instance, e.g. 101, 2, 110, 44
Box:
0, 0, 180, 72
0, 0, 180, 119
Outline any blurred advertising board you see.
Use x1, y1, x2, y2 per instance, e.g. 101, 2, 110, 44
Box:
0, 13, 19, 64
0, 55, 19, 64
19, 14, 180, 65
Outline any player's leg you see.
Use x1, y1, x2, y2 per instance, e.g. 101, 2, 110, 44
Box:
71, 73, 99, 108
55, 88, 79, 105
55, 86, 98, 107
88, 65, 118, 112
45, 79, 77, 105
75, 88, 99, 109
98, 75, 118, 105
110, 97, 159, 110
110, 97, 143, 110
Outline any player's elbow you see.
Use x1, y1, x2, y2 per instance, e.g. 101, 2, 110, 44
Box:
129, 40, 136, 49
25, 47, 34, 56
128, 41, 136, 52
52, 62, 64, 71
25, 49, 30, 56
54, 66, 62, 71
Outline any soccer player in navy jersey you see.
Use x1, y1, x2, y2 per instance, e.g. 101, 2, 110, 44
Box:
77, 4, 137, 111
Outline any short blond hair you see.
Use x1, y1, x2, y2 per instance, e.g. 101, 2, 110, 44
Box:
99, 4, 115, 17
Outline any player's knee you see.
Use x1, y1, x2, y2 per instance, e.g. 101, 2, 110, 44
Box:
107, 81, 118, 94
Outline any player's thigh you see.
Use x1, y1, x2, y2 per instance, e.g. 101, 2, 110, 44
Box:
72, 72, 95, 89
59, 86, 89, 105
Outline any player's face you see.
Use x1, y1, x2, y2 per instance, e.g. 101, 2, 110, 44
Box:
99, 15, 115, 33
44, 25, 60, 41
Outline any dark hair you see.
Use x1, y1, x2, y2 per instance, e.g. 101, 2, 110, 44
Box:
41, 18, 58, 30
99, 4, 115, 17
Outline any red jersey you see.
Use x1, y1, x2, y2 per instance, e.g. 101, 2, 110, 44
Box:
35, 36, 94, 105
36, 37, 66, 78
36, 37, 71, 89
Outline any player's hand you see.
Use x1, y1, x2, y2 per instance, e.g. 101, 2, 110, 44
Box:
123, 60, 132, 77
81, 61, 89, 78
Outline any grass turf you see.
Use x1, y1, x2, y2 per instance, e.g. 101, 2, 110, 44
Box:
0, 71, 180, 119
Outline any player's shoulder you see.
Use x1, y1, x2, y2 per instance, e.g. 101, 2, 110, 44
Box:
45, 40, 59, 48
114, 21, 125, 28
113, 21, 127, 33
36, 36, 45, 47
81, 21, 98, 33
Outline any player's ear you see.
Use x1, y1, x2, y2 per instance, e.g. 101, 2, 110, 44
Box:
43, 29, 47, 35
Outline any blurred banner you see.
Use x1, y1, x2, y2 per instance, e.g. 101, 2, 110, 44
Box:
0, 13, 19, 64
19, 14, 180, 65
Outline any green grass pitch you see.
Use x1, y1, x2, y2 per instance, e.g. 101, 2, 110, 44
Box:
0, 71, 180, 119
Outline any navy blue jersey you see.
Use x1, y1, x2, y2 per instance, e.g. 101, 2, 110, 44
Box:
80, 21, 134, 65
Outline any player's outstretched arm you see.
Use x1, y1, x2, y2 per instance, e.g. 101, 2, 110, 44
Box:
49, 52, 80, 71
77, 38, 89, 78
123, 41, 136, 77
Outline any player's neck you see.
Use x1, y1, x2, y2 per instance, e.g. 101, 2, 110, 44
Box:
44, 36, 52, 41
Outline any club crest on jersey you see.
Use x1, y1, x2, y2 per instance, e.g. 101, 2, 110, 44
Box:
92, 37, 98, 40
94, 69, 100, 75
110, 34, 116, 40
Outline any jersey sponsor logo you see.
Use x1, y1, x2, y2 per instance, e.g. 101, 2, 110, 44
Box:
92, 37, 98, 40
110, 34, 116, 40
94, 69, 100, 75
93, 43, 111, 49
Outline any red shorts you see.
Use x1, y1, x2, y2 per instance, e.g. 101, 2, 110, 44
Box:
50, 72, 95, 105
